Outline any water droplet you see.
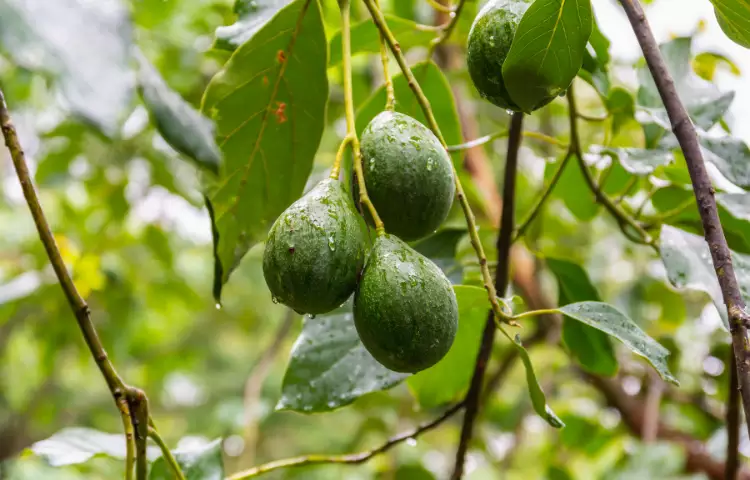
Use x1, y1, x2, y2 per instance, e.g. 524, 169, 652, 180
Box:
406, 437, 417, 447
271, 296, 279, 304
328, 235, 336, 251
308, 314, 316, 319
215, 303, 222, 310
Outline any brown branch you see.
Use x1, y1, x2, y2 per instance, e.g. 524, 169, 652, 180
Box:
451, 112, 524, 480
727, 351, 740, 480
0, 88, 167, 479
620, 0, 750, 438
585, 373, 750, 480
226, 403, 464, 479
642, 372, 664, 442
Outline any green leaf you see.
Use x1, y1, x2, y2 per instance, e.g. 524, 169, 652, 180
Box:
637, 37, 734, 131
0, 0, 133, 136
149, 439, 223, 480
606, 87, 635, 136
502, 0, 593, 113
497, 326, 564, 428
700, 135, 750, 189
546, 258, 617, 377
710, 0, 750, 49
329, 15, 434, 66
29, 428, 159, 467
202, 0, 328, 301
598, 147, 673, 176
660, 225, 750, 330
278, 300, 408, 413
214, 0, 294, 51
136, 53, 221, 174
411, 228, 467, 285
579, 16, 611, 98
547, 154, 599, 221
693, 52, 742, 82
558, 302, 678, 384
408, 286, 488, 408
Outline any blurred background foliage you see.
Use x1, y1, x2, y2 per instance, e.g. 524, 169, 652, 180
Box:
0, 0, 748, 478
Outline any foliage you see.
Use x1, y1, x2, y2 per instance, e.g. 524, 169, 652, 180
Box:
0, 0, 749, 479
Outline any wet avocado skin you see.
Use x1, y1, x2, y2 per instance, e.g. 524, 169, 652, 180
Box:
358, 111, 454, 242
354, 234, 458, 373
263, 179, 368, 315
467, 0, 555, 111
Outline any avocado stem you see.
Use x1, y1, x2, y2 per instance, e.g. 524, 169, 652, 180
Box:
373, 0, 395, 111
329, 135, 352, 179
339, 0, 385, 234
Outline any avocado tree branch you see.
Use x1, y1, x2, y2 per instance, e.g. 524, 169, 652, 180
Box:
341, 0, 385, 235
0, 88, 166, 479
225, 402, 464, 479
451, 112, 524, 480
362, 0, 515, 326
727, 354, 740, 480
620, 0, 750, 438
566, 84, 657, 251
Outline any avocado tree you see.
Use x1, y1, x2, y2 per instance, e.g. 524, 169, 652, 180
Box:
1, 0, 750, 478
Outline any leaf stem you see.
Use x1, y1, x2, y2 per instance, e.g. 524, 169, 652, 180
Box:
641, 198, 694, 228
0, 87, 160, 477
362, 0, 513, 325
566, 84, 656, 250
329, 135, 351, 179
149, 427, 187, 480
225, 403, 464, 479
341, 0, 385, 234
510, 308, 561, 322
427, 0, 467, 58
620, 0, 750, 437
613, 175, 638, 204
577, 112, 609, 122
513, 152, 573, 242
426, 0, 455, 14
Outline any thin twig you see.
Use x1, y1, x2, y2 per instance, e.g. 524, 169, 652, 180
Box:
128, 388, 150, 480
0, 88, 151, 478
374, 0, 394, 110
427, 0, 467, 58
620, 0, 750, 438
362, 0, 515, 326
513, 152, 573, 242
727, 351, 740, 480
446, 130, 566, 152
642, 372, 664, 442
614, 176, 638, 204
149, 427, 187, 480
566, 85, 656, 251
226, 403, 464, 479
426, 0, 455, 14
451, 113, 524, 480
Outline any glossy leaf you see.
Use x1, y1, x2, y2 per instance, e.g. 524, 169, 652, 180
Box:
547, 154, 599, 221
558, 302, 678, 384
214, 0, 294, 51
710, 0, 750, 48
408, 286, 488, 408
502, 0, 593, 113
29, 428, 159, 467
598, 147, 673, 176
202, 0, 327, 301
606, 87, 636, 136
0, 0, 133, 136
637, 37, 734, 131
546, 258, 617, 377
149, 439, 223, 480
411, 228, 467, 285
700, 135, 750, 189
660, 225, 750, 331
137, 53, 221, 174
278, 301, 408, 413
693, 52, 742, 81
580, 17, 611, 98
329, 15, 434, 66
498, 326, 564, 428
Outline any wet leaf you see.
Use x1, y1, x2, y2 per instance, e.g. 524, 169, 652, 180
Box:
558, 302, 677, 384
598, 147, 673, 176
0, 0, 133, 136
29, 428, 159, 467
408, 286, 488, 408
278, 300, 408, 413
546, 258, 617, 377
202, 0, 327, 301
502, 0, 593, 113
149, 439, 223, 480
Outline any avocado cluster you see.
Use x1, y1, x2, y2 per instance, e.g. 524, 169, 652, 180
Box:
263, 111, 458, 374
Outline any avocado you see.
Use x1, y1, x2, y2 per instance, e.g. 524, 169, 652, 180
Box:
354, 234, 458, 373
358, 111, 455, 241
263, 179, 367, 315
467, 0, 554, 111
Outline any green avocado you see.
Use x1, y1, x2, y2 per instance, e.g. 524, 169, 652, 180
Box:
358, 111, 455, 241
467, 0, 554, 111
354, 234, 458, 373
263, 179, 368, 315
